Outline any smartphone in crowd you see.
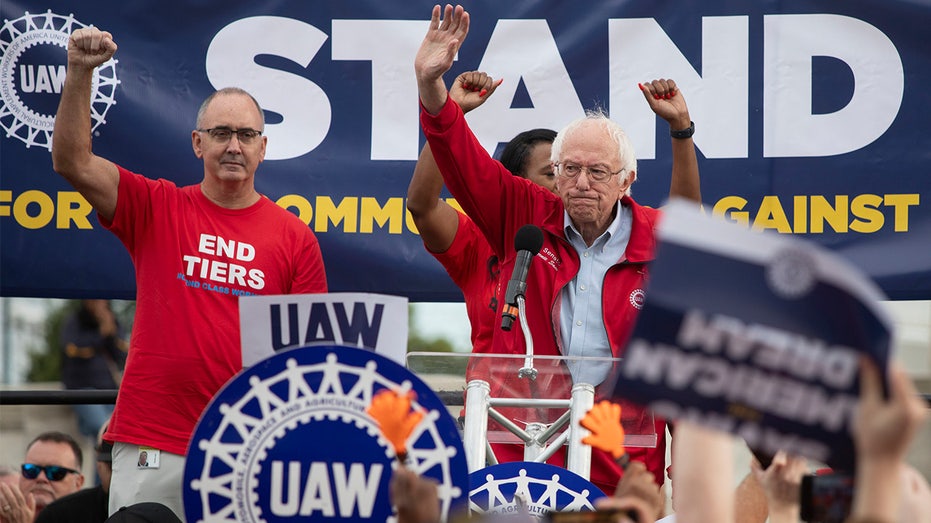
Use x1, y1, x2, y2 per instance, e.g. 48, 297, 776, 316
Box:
799, 472, 854, 523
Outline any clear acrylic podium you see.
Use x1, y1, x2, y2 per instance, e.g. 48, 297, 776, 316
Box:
406, 352, 657, 482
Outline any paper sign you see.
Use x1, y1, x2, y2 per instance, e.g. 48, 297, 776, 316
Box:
610, 200, 893, 470
239, 292, 408, 367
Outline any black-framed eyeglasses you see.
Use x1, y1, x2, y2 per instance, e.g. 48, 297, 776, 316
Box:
555, 162, 624, 182
196, 127, 263, 144
21, 463, 81, 481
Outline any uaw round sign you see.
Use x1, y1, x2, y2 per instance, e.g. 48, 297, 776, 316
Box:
0, 10, 119, 150
183, 345, 468, 522
469, 462, 605, 519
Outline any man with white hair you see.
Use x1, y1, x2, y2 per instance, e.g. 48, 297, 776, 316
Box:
414, 4, 699, 494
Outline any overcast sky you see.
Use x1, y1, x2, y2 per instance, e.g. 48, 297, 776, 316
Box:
410, 302, 473, 352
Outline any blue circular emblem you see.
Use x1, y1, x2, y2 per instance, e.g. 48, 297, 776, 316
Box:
1, 11, 119, 150
469, 462, 605, 519
183, 344, 468, 522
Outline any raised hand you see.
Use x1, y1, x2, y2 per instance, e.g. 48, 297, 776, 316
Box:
389, 468, 440, 523
68, 27, 117, 71
449, 71, 502, 113
415, 5, 470, 114
611, 460, 665, 519
639, 78, 690, 130
580, 400, 625, 460
854, 360, 927, 463
367, 389, 425, 460
0, 483, 36, 523
750, 451, 807, 522
848, 360, 927, 521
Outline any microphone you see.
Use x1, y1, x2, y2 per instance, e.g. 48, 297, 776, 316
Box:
501, 224, 544, 331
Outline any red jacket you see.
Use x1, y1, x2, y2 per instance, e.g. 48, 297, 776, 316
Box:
422, 98, 667, 491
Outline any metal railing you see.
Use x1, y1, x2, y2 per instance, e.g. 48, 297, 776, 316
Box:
0, 389, 118, 405
1, 389, 930, 406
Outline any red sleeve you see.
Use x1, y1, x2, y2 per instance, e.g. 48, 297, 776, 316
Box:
99, 164, 164, 255
430, 212, 486, 290
290, 227, 328, 294
420, 98, 556, 257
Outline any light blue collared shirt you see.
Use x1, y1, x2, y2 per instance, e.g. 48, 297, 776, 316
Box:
559, 202, 632, 385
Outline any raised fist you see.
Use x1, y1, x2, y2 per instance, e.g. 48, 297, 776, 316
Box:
68, 27, 117, 70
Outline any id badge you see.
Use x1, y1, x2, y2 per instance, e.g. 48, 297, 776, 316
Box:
137, 447, 160, 469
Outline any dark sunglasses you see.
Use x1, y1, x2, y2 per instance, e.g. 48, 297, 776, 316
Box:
21, 463, 80, 481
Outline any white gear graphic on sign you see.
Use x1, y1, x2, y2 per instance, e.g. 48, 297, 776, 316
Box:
766, 247, 817, 299
188, 352, 462, 522
0, 10, 118, 150
469, 465, 600, 517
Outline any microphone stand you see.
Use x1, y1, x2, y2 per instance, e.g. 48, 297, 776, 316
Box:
515, 292, 547, 454
516, 296, 537, 380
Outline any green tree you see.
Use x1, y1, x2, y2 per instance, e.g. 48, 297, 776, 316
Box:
27, 299, 135, 383
406, 304, 468, 376
27, 300, 79, 382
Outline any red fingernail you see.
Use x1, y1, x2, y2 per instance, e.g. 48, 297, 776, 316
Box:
479, 88, 488, 97
495, 78, 504, 86
638, 83, 644, 91
654, 95, 661, 100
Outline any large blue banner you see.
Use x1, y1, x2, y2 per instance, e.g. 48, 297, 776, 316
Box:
2, 1, 929, 300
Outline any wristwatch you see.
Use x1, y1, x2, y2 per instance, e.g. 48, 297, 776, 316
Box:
670, 121, 695, 139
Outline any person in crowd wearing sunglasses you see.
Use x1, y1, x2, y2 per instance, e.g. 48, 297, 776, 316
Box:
0, 431, 85, 523
35, 422, 115, 523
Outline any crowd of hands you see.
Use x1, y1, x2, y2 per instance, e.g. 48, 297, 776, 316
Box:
389, 360, 929, 523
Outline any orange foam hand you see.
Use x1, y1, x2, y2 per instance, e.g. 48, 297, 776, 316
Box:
367, 389, 425, 456
580, 400, 626, 460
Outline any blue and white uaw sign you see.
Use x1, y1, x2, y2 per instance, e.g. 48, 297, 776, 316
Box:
468, 462, 605, 518
239, 293, 408, 367
610, 200, 893, 471
183, 344, 469, 522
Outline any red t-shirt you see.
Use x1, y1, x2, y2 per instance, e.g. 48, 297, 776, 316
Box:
102, 166, 327, 455
429, 211, 499, 354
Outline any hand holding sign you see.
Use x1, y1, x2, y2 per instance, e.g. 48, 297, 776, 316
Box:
368, 389, 424, 463
389, 467, 441, 523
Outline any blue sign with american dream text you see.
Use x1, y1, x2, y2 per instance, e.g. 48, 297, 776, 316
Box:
610, 200, 893, 471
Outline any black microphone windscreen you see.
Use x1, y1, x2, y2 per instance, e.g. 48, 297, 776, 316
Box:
514, 224, 544, 255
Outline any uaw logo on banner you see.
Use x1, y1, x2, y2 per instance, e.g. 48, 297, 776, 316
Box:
468, 462, 605, 519
183, 345, 468, 522
0, 10, 118, 150
610, 199, 893, 471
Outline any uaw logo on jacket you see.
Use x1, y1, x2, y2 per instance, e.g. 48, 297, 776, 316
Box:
0, 11, 118, 150
183, 344, 468, 522
468, 462, 605, 519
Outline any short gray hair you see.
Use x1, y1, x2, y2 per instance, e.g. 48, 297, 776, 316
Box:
551, 109, 638, 196
195, 87, 264, 130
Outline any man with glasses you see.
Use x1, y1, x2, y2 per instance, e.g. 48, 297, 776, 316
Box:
34, 422, 114, 523
414, 6, 698, 495
51, 27, 328, 519
0, 432, 84, 523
